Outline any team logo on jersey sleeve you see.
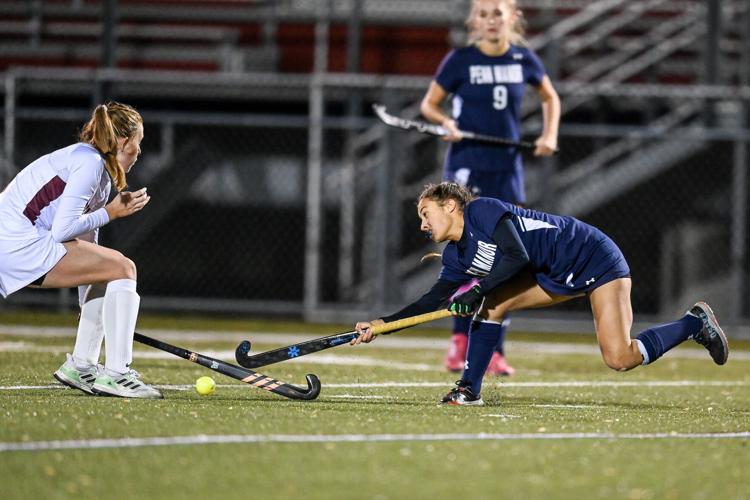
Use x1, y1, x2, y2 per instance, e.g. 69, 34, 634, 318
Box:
517, 216, 558, 232
467, 240, 497, 277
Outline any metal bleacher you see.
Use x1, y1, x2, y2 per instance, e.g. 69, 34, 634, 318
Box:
0, 0, 278, 72
0, 0, 747, 323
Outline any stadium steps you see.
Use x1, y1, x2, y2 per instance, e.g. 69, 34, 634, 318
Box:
548, 99, 702, 210
553, 130, 706, 216
0, 42, 276, 72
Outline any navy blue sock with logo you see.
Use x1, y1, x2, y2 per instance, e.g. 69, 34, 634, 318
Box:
462, 320, 503, 395
635, 314, 702, 364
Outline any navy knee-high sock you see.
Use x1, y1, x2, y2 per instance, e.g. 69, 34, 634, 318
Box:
493, 316, 510, 354
636, 314, 702, 364
462, 320, 503, 395
453, 315, 472, 337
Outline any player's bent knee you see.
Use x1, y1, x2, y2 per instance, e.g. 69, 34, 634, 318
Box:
601, 350, 635, 372
111, 254, 137, 280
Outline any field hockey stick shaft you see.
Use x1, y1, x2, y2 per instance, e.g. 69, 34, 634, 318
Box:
234, 309, 453, 369
370, 309, 453, 336
459, 131, 538, 150
373, 103, 554, 153
134, 332, 321, 400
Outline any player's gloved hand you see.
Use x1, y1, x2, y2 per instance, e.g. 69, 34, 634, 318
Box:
449, 285, 484, 316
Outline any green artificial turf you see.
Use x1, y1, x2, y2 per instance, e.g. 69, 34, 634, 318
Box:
1, 313, 748, 500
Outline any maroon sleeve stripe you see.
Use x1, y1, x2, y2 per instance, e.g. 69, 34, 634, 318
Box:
23, 175, 67, 225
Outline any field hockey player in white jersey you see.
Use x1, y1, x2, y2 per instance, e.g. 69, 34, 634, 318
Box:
0, 102, 162, 399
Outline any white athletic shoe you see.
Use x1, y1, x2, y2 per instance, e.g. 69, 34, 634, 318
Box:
53, 354, 100, 395
91, 369, 163, 399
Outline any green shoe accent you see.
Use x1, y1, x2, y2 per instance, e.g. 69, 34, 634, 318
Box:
92, 370, 163, 399
91, 373, 118, 394
52, 354, 98, 395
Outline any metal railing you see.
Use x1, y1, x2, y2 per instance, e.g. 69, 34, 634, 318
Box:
1, 68, 748, 329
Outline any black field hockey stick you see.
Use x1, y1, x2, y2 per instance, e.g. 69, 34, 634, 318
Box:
373, 103, 556, 153
235, 309, 453, 369
133, 332, 321, 401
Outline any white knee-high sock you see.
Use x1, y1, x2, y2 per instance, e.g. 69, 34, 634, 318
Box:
102, 278, 140, 375
71, 297, 104, 367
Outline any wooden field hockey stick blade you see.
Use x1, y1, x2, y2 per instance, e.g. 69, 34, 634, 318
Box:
134, 332, 320, 400
372, 103, 555, 153
234, 309, 453, 369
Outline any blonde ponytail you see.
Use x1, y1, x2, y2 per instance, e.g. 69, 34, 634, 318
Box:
79, 101, 143, 191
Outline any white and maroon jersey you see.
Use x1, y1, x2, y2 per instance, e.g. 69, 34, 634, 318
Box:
0, 143, 111, 242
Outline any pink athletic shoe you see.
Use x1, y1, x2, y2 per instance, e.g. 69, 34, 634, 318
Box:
444, 333, 468, 372
486, 352, 515, 376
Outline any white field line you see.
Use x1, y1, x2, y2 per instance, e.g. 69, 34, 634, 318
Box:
2, 338, 749, 363
0, 343, 435, 371
2, 380, 749, 391
2, 431, 749, 452
532, 404, 603, 409
329, 394, 385, 399
3, 324, 750, 361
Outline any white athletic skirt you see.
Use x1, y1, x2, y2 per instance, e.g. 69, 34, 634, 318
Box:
0, 233, 67, 298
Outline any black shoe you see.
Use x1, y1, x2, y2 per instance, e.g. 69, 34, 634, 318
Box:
689, 302, 729, 365
440, 380, 484, 406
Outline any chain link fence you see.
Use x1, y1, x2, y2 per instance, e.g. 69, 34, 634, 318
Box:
2, 71, 748, 328
0, 0, 748, 333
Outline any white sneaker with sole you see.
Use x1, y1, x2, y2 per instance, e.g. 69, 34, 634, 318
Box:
92, 369, 163, 399
53, 354, 99, 395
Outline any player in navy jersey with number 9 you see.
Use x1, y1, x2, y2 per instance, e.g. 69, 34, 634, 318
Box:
351, 182, 728, 406
421, 0, 561, 376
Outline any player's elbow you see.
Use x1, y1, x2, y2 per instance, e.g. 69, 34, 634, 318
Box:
50, 225, 75, 243
514, 251, 530, 268
419, 98, 431, 119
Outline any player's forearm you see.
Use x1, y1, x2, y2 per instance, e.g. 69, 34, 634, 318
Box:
420, 81, 452, 126
540, 90, 561, 141
420, 100, 450, 126
51, 202, 108, 243
381, 279, 458, 323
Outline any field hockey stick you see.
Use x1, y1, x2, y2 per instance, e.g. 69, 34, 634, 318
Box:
133, 332, 321, 401
373, 103, 556, 153
234, 309, 453, 369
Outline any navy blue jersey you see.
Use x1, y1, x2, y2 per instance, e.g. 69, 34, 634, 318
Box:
445, 168, 526, 205
435, 45, 546, 174
440, 198, 630, 295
